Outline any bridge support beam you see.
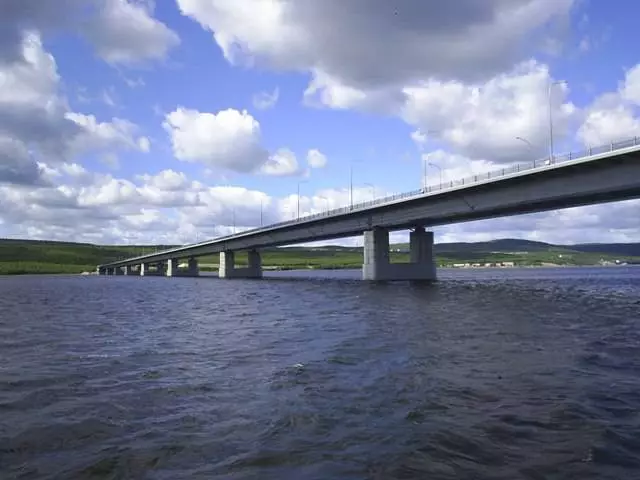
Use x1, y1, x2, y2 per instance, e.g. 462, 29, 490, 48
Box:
362, 227, 436, 281
187, 257, 199, 277
166, 258, 179, 277
124, 265, 138, 276
219, 250, 262, 279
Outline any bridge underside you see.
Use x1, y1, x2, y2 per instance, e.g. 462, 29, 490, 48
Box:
98, 227, 436, 281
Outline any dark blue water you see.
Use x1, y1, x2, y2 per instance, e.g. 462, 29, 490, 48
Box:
1, 267, 639, 479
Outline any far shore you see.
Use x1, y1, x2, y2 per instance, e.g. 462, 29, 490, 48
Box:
2, 263, 637, 277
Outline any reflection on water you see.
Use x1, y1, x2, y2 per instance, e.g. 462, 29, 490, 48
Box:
1, 267, 639, 479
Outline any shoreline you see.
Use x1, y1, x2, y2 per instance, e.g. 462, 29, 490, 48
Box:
1, 263, 638, 277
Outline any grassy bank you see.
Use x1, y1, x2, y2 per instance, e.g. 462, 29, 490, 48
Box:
0, 238, 638, 275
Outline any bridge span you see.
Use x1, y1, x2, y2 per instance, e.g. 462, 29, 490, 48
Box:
98, 137, 640, 281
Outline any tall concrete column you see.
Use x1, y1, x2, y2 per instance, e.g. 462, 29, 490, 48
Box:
362, 227, 390, 280
140, 263, 148, 276
219, 251, 235, 278
362, 226, 436, 281
219, 250, 262, 279
409, 227, 436, 280
166, 258, 179, 277
124, 265, 138, 276
187, 257, 199, 276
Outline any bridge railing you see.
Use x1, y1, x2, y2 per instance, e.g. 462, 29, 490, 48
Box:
216, 136, 640, 240
113, 135, 640, 262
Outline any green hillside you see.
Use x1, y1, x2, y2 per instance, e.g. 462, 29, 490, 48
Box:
0, 237, 638, 275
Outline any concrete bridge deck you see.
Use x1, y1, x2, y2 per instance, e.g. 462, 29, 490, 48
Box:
98, 137, 640, 281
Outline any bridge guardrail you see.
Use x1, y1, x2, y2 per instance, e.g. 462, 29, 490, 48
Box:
212, 136, 640, 241
109, 136, 640, 263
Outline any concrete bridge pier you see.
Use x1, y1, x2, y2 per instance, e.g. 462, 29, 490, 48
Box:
362, 226, 436, 281
124, 265, 138, 276
186, 257, 199, 277
166, 258, 179, 277
165, 257, 200, 277
219, 250, 262, 279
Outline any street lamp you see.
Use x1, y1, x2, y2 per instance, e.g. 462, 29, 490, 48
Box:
349, 164, 354, 209
548, 80, 567, 164
515, 136, 533, 148
348, 160, 364, 210
260, 199, 263, 226
428, 162, 443, 187
232, 207, 236, 234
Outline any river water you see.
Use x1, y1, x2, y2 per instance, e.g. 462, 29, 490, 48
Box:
1, 267, 639, 479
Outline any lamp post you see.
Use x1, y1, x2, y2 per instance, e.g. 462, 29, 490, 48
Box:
515, 136, 533, 148
296, 180, 308, 220
349, 164, 354, 210
428, 162, 443, 187
548, 80, 567, 164
348, 160, 364, 210
260, 199, 263, 226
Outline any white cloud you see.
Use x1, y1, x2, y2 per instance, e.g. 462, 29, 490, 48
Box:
0, 0, 179, 65
163, 106, 305, 176
177, 0, 575, 88
0, 32, 150, 186
577, 65, 640, 146
306, 149, 327, 169
252, 87, 279, 110
163, 107, 269, 172
84, 0, 180, 65
404, 61, 578, 163
260, 148, 299, 176
65, 113, 150, 155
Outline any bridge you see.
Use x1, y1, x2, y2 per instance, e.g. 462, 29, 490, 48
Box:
97, 137, 640, 281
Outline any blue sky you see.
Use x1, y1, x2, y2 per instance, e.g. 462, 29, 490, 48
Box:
1, 0, 639, 245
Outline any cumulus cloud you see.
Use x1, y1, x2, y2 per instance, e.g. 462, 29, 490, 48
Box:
404, 61, 578, 163
177, 0, 574, 87
307, 149, 327, 169
83, 0, 180, 65
0, 0, 179, 65
177, 1, 581, 163
163, 107, 304, 176
577, 65, 640, 146
0, 32, 150, 185
260, 149, 299, 176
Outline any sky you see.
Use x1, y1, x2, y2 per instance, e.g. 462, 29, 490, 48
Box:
1, 0, 639, 246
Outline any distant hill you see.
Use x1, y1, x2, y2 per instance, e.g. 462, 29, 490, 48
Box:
567, 243, 640, 257
390, 238, 640, 257
0, 237, 638, 275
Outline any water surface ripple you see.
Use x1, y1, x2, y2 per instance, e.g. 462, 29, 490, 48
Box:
1, 267, 639, 479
